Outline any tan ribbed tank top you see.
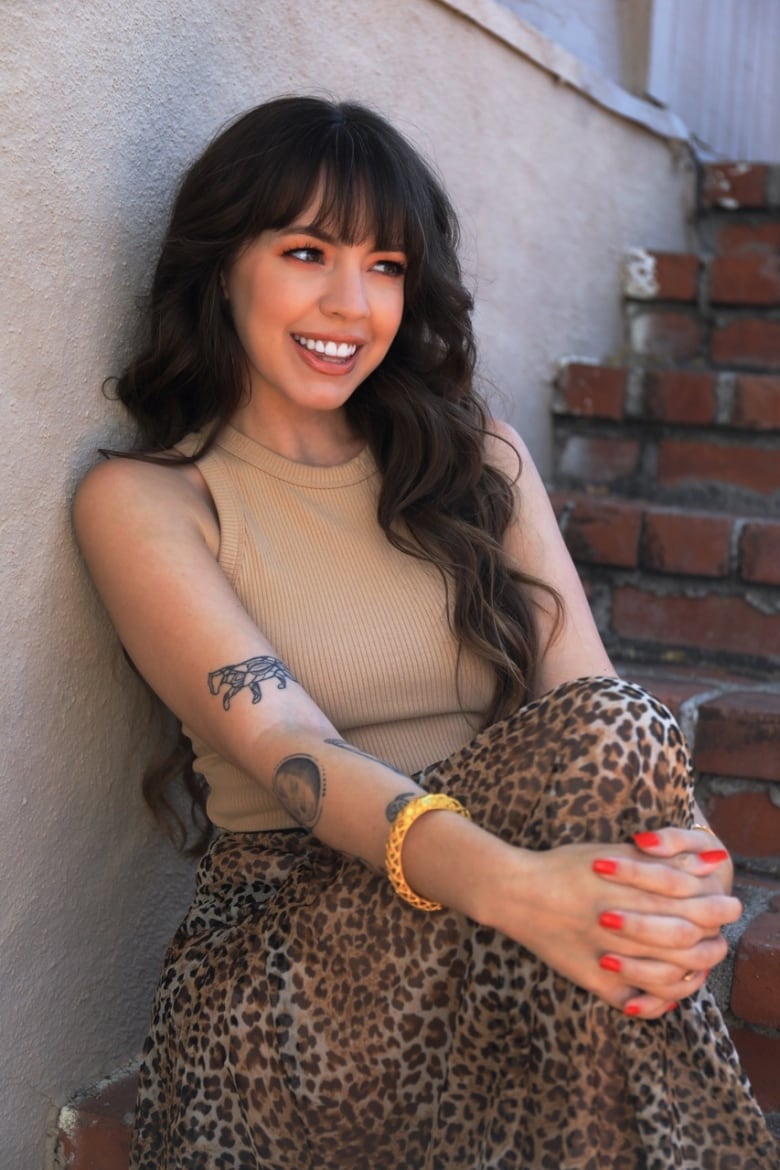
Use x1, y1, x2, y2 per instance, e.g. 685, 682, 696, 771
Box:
182, 425, 495, 831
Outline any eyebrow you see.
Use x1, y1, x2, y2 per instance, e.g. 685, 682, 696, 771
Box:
278, 223, 406, 252
278, 223, 338, 243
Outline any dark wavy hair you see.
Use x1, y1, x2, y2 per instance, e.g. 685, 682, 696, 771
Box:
115, 95, 561, 851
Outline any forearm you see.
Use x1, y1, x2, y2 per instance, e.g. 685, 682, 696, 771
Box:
250, 724, 518, 924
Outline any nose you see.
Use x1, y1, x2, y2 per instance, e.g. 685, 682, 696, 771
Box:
319, 260, 369, 320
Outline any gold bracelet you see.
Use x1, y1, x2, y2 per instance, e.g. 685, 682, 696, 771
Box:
385, 793, 471, 911
692, 822, 717, 837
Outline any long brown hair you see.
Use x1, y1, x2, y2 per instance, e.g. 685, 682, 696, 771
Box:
113, 96, 561, 851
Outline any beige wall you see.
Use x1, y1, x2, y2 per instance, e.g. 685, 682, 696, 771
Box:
0, 1, 690, 1165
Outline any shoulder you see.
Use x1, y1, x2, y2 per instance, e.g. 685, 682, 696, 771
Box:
73, 451, 219, 557
483, 418, 538, 488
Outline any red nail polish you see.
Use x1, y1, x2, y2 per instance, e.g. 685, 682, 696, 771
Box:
593, 859, 618, 875
624, 1003, 641, 1016
700, 849, 729, 864
599, 955, 622, 973
599, 911, 624, 931
667, 1002, 678, 1012
634, 831, 661, 848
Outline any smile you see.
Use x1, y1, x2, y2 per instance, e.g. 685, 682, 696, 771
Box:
292, 334, 359, 360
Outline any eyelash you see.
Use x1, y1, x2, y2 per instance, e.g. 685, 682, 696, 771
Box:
283, 246, 406, 277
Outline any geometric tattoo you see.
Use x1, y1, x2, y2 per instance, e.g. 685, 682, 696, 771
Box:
272, 753, 324, 829
324, 736, 405, 776
207, 655, 297, 710
385, 792, 417, 824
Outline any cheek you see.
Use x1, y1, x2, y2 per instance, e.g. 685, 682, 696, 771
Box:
381, 287, 405, 341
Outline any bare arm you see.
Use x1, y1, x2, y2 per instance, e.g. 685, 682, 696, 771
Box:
73, 451, 736, 1018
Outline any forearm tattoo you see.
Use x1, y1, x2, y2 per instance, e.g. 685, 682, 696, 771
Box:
324, 737, 405, 776
208, 655, 297, 710
385, 792, 417, 824
273, 754, 324, 829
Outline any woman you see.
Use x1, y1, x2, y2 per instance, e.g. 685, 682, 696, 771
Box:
74, 96, 777, 1168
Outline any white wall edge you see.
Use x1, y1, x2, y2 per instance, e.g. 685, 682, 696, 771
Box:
435, 0, 692, 145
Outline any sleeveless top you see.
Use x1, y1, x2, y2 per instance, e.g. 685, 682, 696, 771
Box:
181, 425, 495, 831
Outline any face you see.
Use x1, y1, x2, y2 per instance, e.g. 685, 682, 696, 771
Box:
221, 212, 406, 427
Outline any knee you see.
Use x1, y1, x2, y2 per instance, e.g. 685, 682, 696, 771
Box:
544, 675, 695, 830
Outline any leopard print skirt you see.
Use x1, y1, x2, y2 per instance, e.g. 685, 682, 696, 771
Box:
130, 676, 778, 1169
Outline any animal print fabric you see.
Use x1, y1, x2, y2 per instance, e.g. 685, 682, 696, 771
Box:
130, 676, 779, 1169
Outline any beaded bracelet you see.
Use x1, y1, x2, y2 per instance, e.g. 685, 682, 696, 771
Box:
385, 793, 471, 911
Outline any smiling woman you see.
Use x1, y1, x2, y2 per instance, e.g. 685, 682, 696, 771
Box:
73, 96, 778, 1169
221, 219, 406, 457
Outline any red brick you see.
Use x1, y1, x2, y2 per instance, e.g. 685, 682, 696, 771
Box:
707, 791, 780, 857
696, 690, 780, 784
731, 911, 780, 1027
558, 436, 640, 486
657, 439, 780, 496
630, 310, 703, 363
640, 510, 731, 577
701, 163, 769, 209
729, 1027, 780, 1112
712, 220, 780, 256
642, 370, 717, 425
711, 318, 780, 368
556, 363, 626, 420
634, 252, 699, 301
732, 375, 780, 430
562, 498, 642, 568
710, 254, 780, 306
612, 588, 780, 660
56, 1075, 136, 1169
740, 521, 780, 585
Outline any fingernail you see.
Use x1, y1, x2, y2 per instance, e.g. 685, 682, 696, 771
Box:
667, 1002, 678, 1012
599, 955, 622, 972
624, 1003, 641, 1016
599, 911, 624, 931
700, 849, 729, 864
593, 859, 618, 875
633, 831, 661, 848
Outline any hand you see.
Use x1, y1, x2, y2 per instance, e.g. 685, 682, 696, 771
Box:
487, 837, 741, 1020
591, 827, 740, 1017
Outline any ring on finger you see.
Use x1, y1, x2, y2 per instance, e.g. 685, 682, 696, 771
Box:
682, 970, 695, 982
691, 823, 717, 838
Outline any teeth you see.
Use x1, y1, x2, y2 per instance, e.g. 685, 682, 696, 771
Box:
294, 335, 357, 359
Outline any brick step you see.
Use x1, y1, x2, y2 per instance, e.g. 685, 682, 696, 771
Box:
616, 662, 780, 797
625, 303, 780, 370
699, 163, 780, 213
722, 874, 780, 1130
552, 490, 780, 586
54, 1071, 135, 1168
699, 216, 780, 260
553, 423, 780, 514
577, 568, 780, 671
623, 249, 780, 308
555, 361, 780, 432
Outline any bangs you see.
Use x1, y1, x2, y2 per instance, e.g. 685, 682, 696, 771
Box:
243, 112, 429, 260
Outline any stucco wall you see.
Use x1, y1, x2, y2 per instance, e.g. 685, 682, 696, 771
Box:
0, 1, 690, 1166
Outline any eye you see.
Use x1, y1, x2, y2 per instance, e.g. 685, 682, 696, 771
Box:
372, 258, 407, 277
284, 246, 324, 263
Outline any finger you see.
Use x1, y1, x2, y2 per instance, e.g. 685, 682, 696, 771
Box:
598, 906, 739, 946
632, 826, 726, 859
621, 992, 680, 1020
599, 952, 712, 998
592, 855, 739, 903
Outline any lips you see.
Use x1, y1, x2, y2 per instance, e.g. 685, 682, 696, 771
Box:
291, 333, 364, 374
292, 332, 367, 372
292, 333, 359, 360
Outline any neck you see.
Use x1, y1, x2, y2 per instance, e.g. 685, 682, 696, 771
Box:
228, 404, 364, 467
